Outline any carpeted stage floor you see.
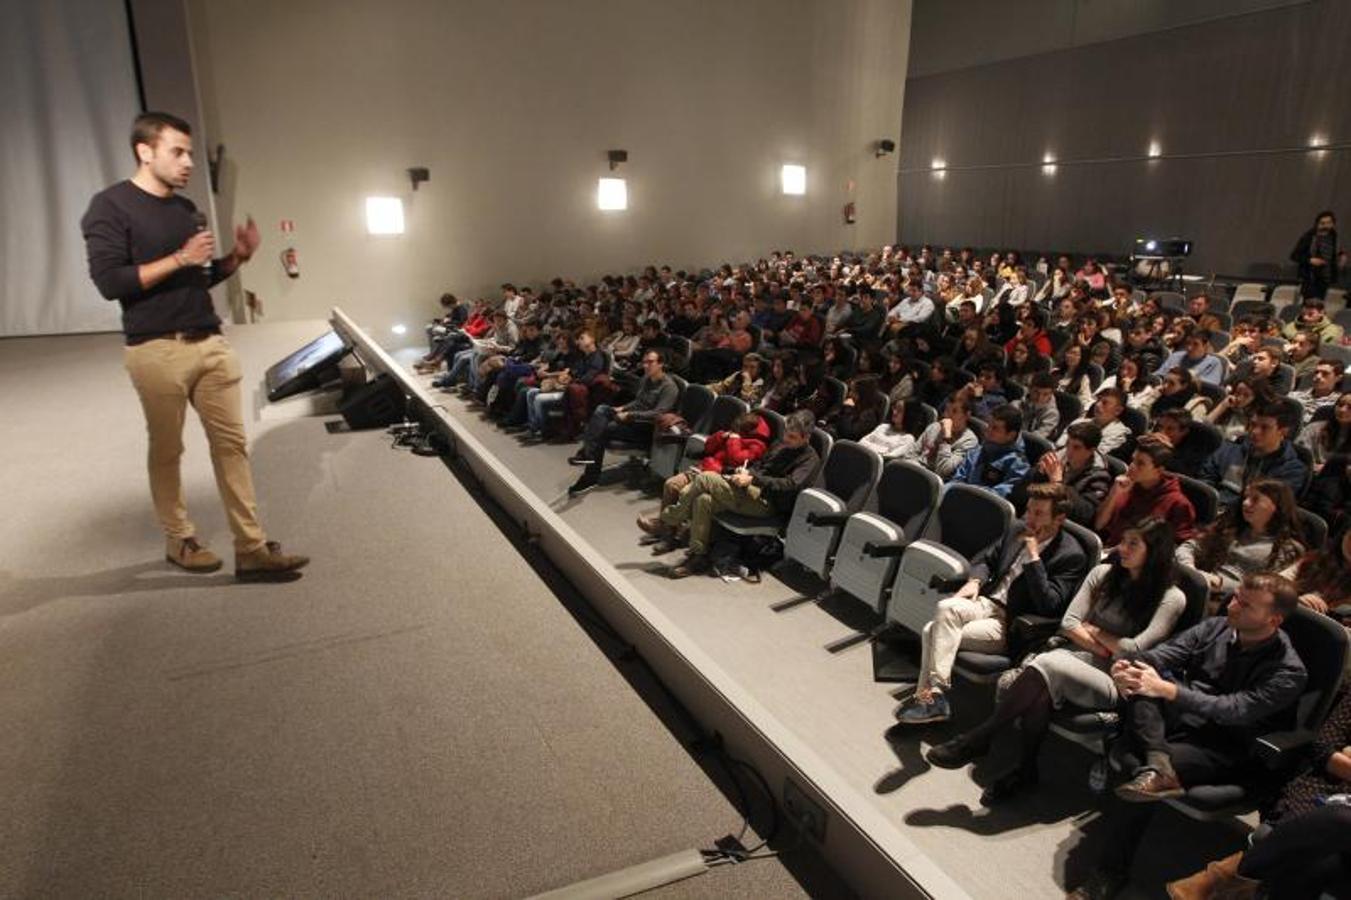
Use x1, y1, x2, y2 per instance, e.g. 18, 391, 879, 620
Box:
0, 324, 830, 899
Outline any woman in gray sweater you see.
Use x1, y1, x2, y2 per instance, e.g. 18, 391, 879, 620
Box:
1175, 478, 1304, 604
925, 517, 1186, 804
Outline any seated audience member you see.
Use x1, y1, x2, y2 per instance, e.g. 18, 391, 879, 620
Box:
1067, 574, 1305, 899
1204, 375, 1277, 441
1007, 339, 1050, 391
559, 330, 612, 440
827, 375, 886, 442
885, 281, 936, 336
1054, 342, 1096, 409
1151, 409, 1210, 479
601, 316, 642, 368
1199, 401, 1310, 512
1281, 297, 1345, 344
1005, 308, 1054, 359
435, 310, 517, 389
1285, 328, 1321, 381
778, 302, 824, 349
877, 352, 916, 406
1058, 387, 1131, 457
1290, 359, 1344, 426
1151, 366, 1211, 420
1019, 421, 1112, 526
1020, 371, 1061, 439
914, 395, 981, 479
1297, 391, 1351, 471
820, 337, 854, 382
895, 483, 1088, 727
1122, 322, 1165, 375
1231, 345, 1290, 394
916, 356, 961, 410
1168, 689, 1351, 899
1095, 355, 1157, 414
1281, 523, 1351, 616
708, 352, 767, 406
844, 290, 885, 342
1176, 479, 1304, 604
667, 299, 706, 339
952, 326, 1001, 374
658, 411, 770, 510
1096, 435, 1197, 547
823, 291, 854, 337
759, 352, 800, 412
567, 350, 678, 494
637, 411, 820, 577
950, 404, 1030, 499
1153, 330, 1226, 386
926, 518, 1185, 805
478, 318, 545, 408
962, 362, 1010, 420
859, 399, 918, 460
503, 330, 574, 432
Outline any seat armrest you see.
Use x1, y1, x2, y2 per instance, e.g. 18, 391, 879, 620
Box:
806, 512, 850, 527
1012, 614, 1061, 644
1254, 729, 1315, 769
862, 540, 907, 558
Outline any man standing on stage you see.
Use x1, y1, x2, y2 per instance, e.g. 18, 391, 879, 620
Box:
81, 112, 308, 582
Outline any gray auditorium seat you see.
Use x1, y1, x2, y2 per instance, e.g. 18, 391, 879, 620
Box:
1175, 473, 1219, 524
782, 441, 883, 579
829, 461, 941, 615
883, 485, 1015, 635
648, 384, 715, 479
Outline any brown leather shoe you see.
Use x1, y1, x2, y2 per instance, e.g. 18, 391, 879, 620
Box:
235, 541, 310, 582
636, 514, 671, 537
1167, 851, 1244, 900
166, 536, 223, 573
1114, 768, 1185, 803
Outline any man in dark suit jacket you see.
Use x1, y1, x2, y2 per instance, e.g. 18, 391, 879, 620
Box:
896, 482, 1089, 725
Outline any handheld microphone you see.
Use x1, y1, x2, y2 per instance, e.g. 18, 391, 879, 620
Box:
190, 212, 212, 278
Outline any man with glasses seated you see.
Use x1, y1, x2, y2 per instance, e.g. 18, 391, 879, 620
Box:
567, 351, 678, 496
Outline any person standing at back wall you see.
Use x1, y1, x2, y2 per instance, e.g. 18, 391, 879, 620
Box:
81, 111, 308, 582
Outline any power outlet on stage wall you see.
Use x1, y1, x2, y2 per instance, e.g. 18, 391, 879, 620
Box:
783, 777, 827, 843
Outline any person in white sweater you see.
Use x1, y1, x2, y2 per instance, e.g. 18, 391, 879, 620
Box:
860, 399, 919, 460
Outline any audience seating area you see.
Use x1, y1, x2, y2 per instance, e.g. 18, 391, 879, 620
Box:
414, 244, 1351, 898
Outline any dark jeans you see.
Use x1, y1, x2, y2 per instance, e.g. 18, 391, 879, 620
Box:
580, 405, 653, 471
1097, 696, 1251, 877
1241, 805, 1351, 898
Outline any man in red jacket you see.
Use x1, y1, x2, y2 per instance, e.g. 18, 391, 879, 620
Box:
1094, 434, 1197, 547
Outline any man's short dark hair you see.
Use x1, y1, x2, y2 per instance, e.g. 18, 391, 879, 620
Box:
1243, 572, 1299, 619
1066, 420, 1102, 449
1030, 371, 1057, 391
1135, 433, 1174, 469
1302, 298, 1326, 311
1097, 387, 1126, 409
785, 410, 814, 437
1026, 482, 1071, 517
130, 112, 192, 160
1155, 407, 1193, 429
989, 404, 1023, 434
1252, 401, 1295, 434
1188, 328, 1213, 345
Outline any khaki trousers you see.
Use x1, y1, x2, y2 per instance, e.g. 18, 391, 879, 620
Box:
660, 470, 775, 555
124, 334, 266, 553
917, 595, 1006, 694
